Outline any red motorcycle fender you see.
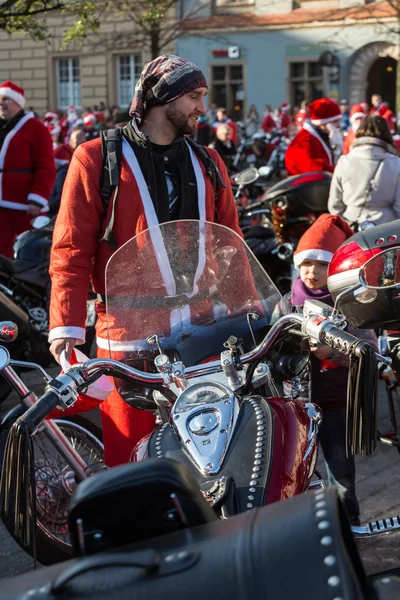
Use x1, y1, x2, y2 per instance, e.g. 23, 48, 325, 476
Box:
265, 397, 317, 505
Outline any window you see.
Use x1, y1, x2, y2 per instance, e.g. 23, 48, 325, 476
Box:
288, 61, 325, 106
56, 58, 80, 110
117, 55, 142, 108
210, 64, 245, 120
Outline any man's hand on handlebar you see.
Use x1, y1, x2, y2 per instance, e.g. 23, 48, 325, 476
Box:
50, 338, 76, 364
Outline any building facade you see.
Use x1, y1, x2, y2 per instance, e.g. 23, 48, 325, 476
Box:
0, 8, 175, 117
177, 0, 399, 118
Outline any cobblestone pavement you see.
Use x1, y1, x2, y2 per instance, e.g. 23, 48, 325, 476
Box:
0, 368, 399, 582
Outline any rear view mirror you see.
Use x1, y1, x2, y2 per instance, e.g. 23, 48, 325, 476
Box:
32, 215, 51, 229
233, 167, 259, 186
360, 248, 400, 289
0, 322, 18, 342
258, 166, 272, 178
0, 346, 10, 371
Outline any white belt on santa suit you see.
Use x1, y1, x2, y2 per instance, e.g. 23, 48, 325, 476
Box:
96, 139, 208, 353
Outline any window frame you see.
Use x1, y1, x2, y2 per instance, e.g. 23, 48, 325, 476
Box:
286, 58, 327, 106
116, 54, 142, 108
56, 57, 81, 110
208, 61, 246, 119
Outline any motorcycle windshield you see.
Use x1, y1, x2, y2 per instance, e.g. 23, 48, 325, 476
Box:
105, 220, 281, 373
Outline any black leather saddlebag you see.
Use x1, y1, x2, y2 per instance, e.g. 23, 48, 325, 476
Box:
0, 477, 378, 600
68, 458, 216, 556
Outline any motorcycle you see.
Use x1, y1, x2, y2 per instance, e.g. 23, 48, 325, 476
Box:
232, 129, 289, 180
0, 220, 396, 567
0, 216, 97, 402
327, 219, 400, 457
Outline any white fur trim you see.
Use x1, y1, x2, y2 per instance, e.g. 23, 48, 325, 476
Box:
0, 200, 29, 210
48, 326, 86, 344
302, 121, 332, 165
350, 112, 366, 123
0, 112, 34, 203
0, 86, 25, 108
310, 115, 341, 125
55, 158, 70, 167
294, 249, 333, 268
28, 193, 48, 207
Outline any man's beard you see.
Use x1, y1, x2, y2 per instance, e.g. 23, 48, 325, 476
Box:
165, 103, 196, 136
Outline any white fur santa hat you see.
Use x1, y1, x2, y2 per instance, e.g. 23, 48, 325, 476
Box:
0, 80, 25, 108
294, 214, 354, 269
44, 110, 59, 125
308, 98, 341, 125
83, 112, 97, 126
350, 103, 367, 124
280, 102, 291, 113
47, 123, 61, 137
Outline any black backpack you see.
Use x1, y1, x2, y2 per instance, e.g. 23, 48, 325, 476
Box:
99, 128, 226, 248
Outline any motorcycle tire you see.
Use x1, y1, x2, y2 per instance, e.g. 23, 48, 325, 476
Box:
0, 414, 105, 566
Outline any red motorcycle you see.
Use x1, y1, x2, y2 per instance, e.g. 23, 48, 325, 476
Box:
328, 219, 400, 457
0, 220, 394, 565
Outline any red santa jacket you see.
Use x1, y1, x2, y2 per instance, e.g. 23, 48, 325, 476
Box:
261, 114, 275, 134
0, 112, 56, 211
49, 137, 242, 347
284, 121, 334, 175
370, 104, 396, 133
342, 128, 355, 155
295, 108, 308, 130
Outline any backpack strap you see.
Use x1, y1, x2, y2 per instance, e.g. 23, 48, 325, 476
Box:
99, 128, 124, 248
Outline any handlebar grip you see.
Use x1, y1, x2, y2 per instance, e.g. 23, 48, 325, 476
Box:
17, 389, 61, 432
321, 324, 361, 355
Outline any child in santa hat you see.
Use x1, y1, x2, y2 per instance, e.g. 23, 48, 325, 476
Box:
272, 214, 377, 525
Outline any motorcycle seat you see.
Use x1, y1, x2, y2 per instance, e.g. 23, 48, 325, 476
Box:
0, 254, 13, 275
1, 487, 372, 600
68, 458, 217, 556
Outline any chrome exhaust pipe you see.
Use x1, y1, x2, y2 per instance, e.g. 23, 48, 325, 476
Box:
352, 515, 400, 537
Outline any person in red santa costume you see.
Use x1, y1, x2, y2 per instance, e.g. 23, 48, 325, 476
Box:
0, 80, 56, 258
370, 93, 396, 134
83, 112, 99, 141
342, 103, 367, 155
279, 102, 291, 130
271, 214, 377, 525
284, 97, 342, 175
295, 100, 309, 131
48, 54, 243, 468
59, 105, 83, 143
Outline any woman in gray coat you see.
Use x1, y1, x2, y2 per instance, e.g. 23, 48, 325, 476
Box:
328, 115, 400, 228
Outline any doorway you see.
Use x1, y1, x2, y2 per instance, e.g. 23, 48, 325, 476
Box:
367, 56, 397, 110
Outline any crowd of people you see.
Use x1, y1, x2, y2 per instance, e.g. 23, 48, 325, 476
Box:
0, 58, 398, 529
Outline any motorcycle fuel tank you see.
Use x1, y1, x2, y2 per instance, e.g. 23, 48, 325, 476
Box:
131, 394, 318, 513
328, 221, 400, 328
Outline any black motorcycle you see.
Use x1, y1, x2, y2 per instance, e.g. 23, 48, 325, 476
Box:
0, 217, 96, 401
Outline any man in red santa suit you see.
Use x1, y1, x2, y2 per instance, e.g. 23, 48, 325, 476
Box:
48, 55, 243, 467
342, 103, 367, 155
0, 81, 56, 258
370, 93, 396, 134
284, 97, 342, 175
